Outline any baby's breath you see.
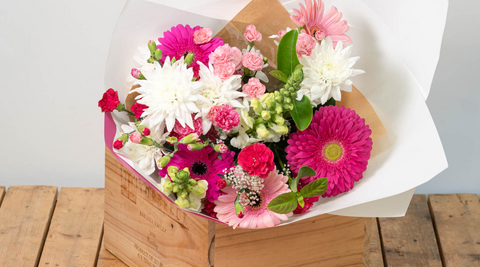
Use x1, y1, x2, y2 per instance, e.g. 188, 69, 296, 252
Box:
223, 166, 264, 192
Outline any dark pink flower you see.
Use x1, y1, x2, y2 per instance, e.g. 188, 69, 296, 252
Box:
238, 143, 275, 178
98, 88, 120, 112
286, 106, 372, 197
158, 144, 234, 202
209, 105, 240, 132
203, 199, 217, 218
217, 179, 227, 189
170, 114, 203, 140
130, 102, 148, 119
113, 140, 124, 150
157, 24, 224, 79
142, 127, 151, 136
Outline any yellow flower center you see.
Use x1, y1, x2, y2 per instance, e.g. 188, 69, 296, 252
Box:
324, 143, 342, 162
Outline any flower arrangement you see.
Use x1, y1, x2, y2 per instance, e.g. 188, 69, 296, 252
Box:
99, 0, 372, 229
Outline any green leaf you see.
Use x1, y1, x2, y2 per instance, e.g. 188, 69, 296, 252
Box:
267, 192, 298, 214
276, 30, 300, 77
291, 95, 313, 131
323, 97, 336, 107
300, 178, 328, 198
289, 166, 316, 193
269, 70, 288, 84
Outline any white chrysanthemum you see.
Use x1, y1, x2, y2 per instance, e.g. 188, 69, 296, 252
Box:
124, 142, 162, 175
196, 62, 245, 134
298, 37, 364, 106
132, 57, 202, 134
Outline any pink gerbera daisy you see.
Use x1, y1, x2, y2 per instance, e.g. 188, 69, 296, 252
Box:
286, 106, 372, 197
214, 170, 292, 229
158, 144, 234, 202
157, 24, 224, 79
291, 0, 352, 46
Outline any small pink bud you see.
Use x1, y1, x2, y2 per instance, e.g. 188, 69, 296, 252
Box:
131, 68, 141, 79
237, 212, 244, 218
142, 128, 151, 136
113, 140, 124, 150
219, 144, 228, 153
191, 133, 199, 140
187, 144, 194, 151
216, 179, 227, 189
129, 132, 142, 143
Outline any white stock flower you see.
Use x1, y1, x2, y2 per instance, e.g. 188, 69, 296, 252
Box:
123, 142, 162, 175
230, 98, 261, 149
298, 37, 364, 106
132, 57, 202, 134
196, 62, 245, 133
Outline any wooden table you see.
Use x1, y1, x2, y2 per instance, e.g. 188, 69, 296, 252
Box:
0, 186, 478, 266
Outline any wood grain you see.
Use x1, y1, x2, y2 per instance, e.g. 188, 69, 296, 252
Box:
363, 218, 384, 267
0, 186, 5, 206
429, 194, 480, 266
98, 237, 128, 267
0, 186, 58, 267
378, 195, 442, 266
38, 187, 104, 267
104, 147, 212, 267
215, 214, 365, 267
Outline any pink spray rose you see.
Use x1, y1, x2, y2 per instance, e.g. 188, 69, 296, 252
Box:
113, 140, 124, 150
242, 52, 264, 71
237, 143, 275, 179
213, 62, 236, 80
296, 33, 316, 58
193, 27, 213, 44
244, 24, 262, 42
129, 132, 142, 143
242, 77, 266, 99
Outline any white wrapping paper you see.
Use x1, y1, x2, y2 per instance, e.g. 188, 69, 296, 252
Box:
104, 0, 448, 221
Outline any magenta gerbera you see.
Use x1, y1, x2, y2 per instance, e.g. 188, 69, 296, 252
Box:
158, 144, 234, 202
157, 24, 224, 79
214, 170, 292, 229
291, 0, 352, 46
286, 106, 372, 197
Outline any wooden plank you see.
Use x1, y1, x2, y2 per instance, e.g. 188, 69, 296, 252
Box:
215, 215, 365, 267
38, 187, 104, 267
429, 194, 480, 266
98, 237, 128, 267
104, 147, 212, 267
0, 186, 58, 267
378, 195, 442, 266
0, 186, 5, 206
363, 218, 384, 267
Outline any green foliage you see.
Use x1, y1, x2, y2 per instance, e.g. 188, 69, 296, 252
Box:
277, 30, 300, 77
300, 178, 328, 198
267, 192, 298, 214
291, 95, 313, 131
269, 70, 288, 84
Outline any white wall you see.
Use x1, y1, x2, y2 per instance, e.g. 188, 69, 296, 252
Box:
0, 1, 478, 193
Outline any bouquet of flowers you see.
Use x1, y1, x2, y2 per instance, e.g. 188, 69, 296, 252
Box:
100, 0, 447, 228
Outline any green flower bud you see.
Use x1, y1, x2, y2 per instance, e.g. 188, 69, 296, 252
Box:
263, 56, 268, 64
148, 40, 157, 55
191, 184, 205, 196
167, 166, 179, 179
180, 133, 199, 144
284, 97, 292, 104
173, 184, 179, 193
115, 103, 125, 112
297, 196, 305, 208
118, 133, 129, 142
273, 114, 284, 125
271, 124, 288, 135
234, 201, 244, 217
251, 98, 263, 115
157, 156, 171, 169
188, 179, 197, 185
244, 68, 251, 76
186, 185, 193, 192
256, 124, 270, 139
175, 197, 189, 208
176, 168, 190, 182
179, 191, 188, 199
187, 143, 206, 151
154, 49, 163, 61
275, 105, 283, 114
261, 110, 271, 120
171, 57, 177, 64
139, 137, 154, 146
166, 136, 178, 144
184, 53, 194, 66
275, 94, 284, 103
147, 57, 155, 64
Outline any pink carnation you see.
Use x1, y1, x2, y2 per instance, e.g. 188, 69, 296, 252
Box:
296, 33, 316, 58
242, 77, 265, 99
213, 62, 236, 80
209, 44, 242, 70
244, 24, 262, 42
242, 52, 264, 71
193, 27, 212, 44
171, 114, 203, 140
208, 105, 240, 132
238, 143, 275, 178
